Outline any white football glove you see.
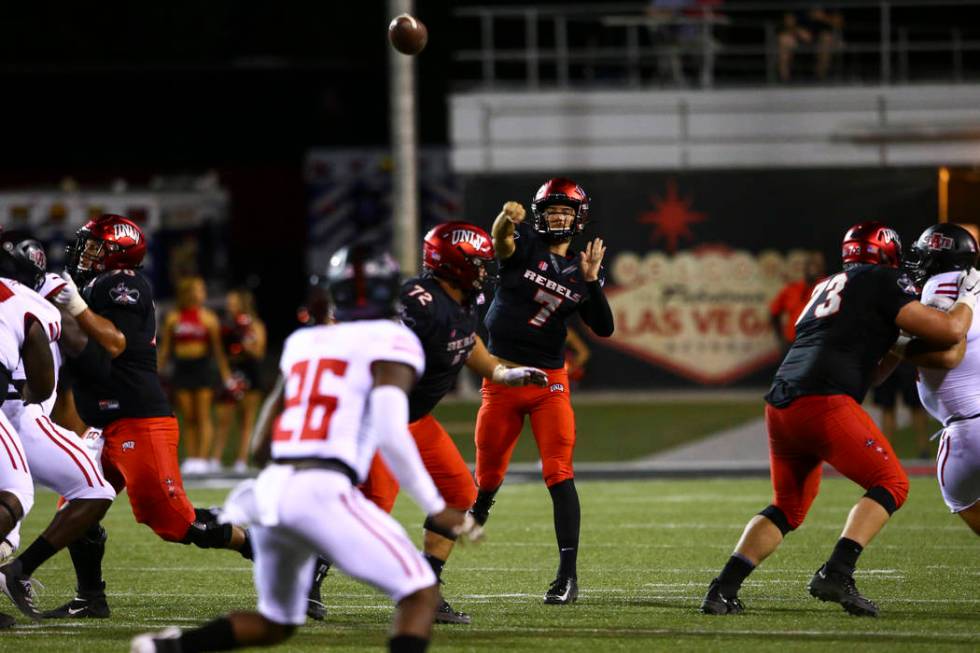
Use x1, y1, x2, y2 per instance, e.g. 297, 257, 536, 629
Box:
54, 270, 89, 317
954, 268, 980, 312
491, 364, 548, 387
452, 512, 485, 544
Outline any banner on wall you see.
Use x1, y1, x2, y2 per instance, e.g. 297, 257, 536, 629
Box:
463, 168, 937, 388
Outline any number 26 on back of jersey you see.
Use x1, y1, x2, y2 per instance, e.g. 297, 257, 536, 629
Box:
273, 358, 348, 442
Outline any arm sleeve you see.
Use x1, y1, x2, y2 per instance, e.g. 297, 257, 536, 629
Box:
578, 281, 614, 337
501, 222, 535, 268
371, 385, 446, 515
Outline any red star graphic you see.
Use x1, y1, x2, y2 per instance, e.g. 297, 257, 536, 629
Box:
637, 179, 707, 253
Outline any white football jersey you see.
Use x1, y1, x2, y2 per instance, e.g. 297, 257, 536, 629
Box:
0, 276, 60, 390
7, 274, 66, 416
271, 319, 425, 478
916, 271, 980, 423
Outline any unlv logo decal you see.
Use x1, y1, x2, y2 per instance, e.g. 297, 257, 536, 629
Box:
450, 228, 488, 250
926, 233, 955, 251
113, 223, 141, 244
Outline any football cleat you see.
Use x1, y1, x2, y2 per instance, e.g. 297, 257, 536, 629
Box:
42, 590, 111, 619
544, 576, 578, 605
306, 558, 331, 621
700, 578, 745, 615
0, 560, 40, 620
434, 597, 471, 625
130, 626, 182, 653
807, 564, 879, 617
469, 498, 495, 527
0, 612, 14, 629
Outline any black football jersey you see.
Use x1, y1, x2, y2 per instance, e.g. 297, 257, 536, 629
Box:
766, 264, 918, 407
400, 275, 479, 422
69, 269, 172, 427
485, 223, 601, 369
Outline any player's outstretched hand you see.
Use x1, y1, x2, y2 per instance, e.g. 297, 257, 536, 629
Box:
580, 237, 606, 282
498, 201, 526, 225
54, 270, 89, 317
492, 364, 548, 387
429, 508, 485, 544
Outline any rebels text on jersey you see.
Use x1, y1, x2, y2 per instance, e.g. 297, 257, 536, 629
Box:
271, 320, 425, 479
766, 264, 917, 407
69, 269, 171, 427
400, 275, 478, 422
0, 277, 60, 394
485, 222, 601, 369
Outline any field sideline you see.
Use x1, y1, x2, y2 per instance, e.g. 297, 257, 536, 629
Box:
5, 477, 977, 651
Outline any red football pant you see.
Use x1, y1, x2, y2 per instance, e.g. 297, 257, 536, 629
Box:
766, 394, 909, 530
475, 368, 574, 490
360, 414, 477, 513
101, 416, 196, 542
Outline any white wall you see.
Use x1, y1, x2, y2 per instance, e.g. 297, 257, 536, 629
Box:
450, 85, 980, 172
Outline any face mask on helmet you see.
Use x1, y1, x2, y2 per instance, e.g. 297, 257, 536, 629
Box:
905, 224, 979, 287
531, 178, 589, 242
326, 247, 402, 322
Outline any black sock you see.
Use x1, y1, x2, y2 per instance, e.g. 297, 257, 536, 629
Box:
827, 537, 863, 575
18, 536, 58, 577
68, 524, 106, 594
717, 554, 755, 597
548, 479, 580, 579
424, 553, 445, 582
180, 616, 237, 653
470, 487, 499, 526
389, 634, 428, 653
238, 530, 253, 561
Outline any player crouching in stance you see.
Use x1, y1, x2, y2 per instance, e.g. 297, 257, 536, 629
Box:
471, 178, 614, 605
700, 221, 980, 617
132, 246, 481, 653
892, 224, 980, 534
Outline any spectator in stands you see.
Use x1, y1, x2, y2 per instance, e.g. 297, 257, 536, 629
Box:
157, 276, 232, 475
769, 251, 825, 350
213, 289, 267, 474
778, 5, 844, 82
648, 0, 723, 87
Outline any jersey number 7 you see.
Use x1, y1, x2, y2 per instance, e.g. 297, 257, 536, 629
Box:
273, 358, 349, 442
796, 272, 847, 325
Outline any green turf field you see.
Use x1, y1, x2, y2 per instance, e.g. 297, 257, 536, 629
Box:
8, 477, 978, 651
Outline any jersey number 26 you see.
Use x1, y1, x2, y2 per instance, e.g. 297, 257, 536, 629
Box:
273, 358, 348, 442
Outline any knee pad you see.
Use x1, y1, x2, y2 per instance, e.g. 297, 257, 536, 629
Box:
445, 483, 477, 513
760, 504, 794, 535
182, 521, 233, 549
542, 460, 574, 488
865, 484, 904, 515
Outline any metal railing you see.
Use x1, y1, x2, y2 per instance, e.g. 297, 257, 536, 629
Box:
452, 1, 980, 90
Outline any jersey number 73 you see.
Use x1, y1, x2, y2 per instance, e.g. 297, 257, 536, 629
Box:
796, 272, 847, 325
273, 358, 348, 442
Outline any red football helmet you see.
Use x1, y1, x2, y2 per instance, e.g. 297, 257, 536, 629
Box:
841, 221, 903, 268
422, 221, 494, 292
66, 214, 147, 283
531, 177, 589, 241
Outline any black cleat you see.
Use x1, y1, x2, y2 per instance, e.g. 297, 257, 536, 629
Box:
700, 578, 745, 615
0, 612, 14, 629
469, 490, 497, 527
434, 597, 471, 625
0, 560, 40, 620
807, 564, 879, 617
306, 558, 330, 621
42, 590, 111, 619
544, 576, 578, 605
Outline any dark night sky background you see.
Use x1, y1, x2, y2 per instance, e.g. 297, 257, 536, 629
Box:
1, 1, 976, 335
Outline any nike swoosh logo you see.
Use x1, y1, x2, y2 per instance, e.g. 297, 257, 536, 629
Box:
67, 607, 86, 615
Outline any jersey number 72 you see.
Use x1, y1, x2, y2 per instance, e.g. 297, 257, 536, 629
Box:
796, 272, 847, 325
273, 358, 348, 442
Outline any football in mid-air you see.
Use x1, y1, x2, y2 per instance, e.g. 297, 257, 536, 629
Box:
388, 13, 428, 55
